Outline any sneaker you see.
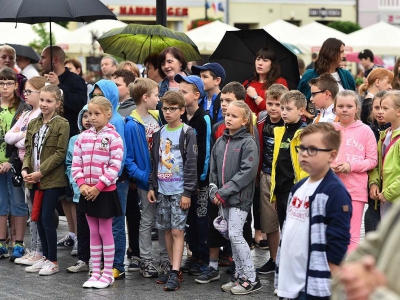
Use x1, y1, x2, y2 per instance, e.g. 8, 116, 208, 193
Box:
188, 260, 207, 276
226, 260, 236, 274
82, 275, 100, 288
127, 256, 141, 272
25, 256, 47, 273
181, 256, 196, 273
253, 239, 269, 250
57, 235, 74, 248
141, 259, 159, 278
273, 288, 277, 295
218, 256, 233, 267
0, 242, 9, 259
9, 243, 25, 262
159, 260, 171, 276
112, 268, 125, 280
164, 272, 181, 291
221, 275, 238, 292
14, 249, 31, 264
92, 274, 115, 289
67, 260, 89, 273
71, 237, 78, 256
256, 258, 275, 274
230, 276, 262, 295
156, 269, 183, 284
20, 252, 43, 266
195, 266, 220, 284
39, 260, 60, 276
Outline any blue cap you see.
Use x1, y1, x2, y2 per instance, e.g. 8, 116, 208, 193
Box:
174, 74, 204, 96
191, 62, 226, 83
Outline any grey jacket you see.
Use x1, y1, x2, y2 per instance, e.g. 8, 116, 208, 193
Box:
210, 127, 259, 213
149, 124, 198, 198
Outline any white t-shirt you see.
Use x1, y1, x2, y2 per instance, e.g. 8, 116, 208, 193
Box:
277, 178, 323, 299
331, 72, 344, 92
313, 103, 337, 123
33, 124, 49, 173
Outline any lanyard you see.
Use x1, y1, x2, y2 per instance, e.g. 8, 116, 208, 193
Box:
34, 125, 49, 162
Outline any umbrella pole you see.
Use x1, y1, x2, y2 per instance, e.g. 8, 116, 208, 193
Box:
50, 20, 53, 72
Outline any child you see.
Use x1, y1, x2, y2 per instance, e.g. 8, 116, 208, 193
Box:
72, 96, 124, 289
191, 62, 226, 125
175, 74, 211, 277
4, 76, 45, 263
147, 91, 198, 291
369, 90, 400, 218
22, 84, 70, 275
256, 83, 288, 275
275, 122, 352, 299
270, 90, 308, 229
332, 90, 377, 252
65, 104, 92, 273
112, 69, 137, 118
125, 78, 166, 279
309, 74, 339, 123
210, 100, 260, 295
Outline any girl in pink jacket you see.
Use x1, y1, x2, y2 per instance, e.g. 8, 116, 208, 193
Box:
72, 96, 124, 289
332, 90, 377, 252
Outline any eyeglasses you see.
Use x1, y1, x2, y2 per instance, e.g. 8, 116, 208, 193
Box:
161, 106, 181, 113
90, 93, 104, 99
310, 90, 326, 98
0, 81, 15, 88
23, 89, 40, 96
295, 145, 332, 156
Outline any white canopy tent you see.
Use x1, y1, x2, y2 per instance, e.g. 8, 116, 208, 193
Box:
186, 20, 239, 55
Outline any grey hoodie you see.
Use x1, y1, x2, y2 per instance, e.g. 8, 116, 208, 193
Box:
118, 98, 137, 118
210, 127, 259, 213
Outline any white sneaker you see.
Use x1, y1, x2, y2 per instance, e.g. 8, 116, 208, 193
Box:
92, 275, 115, 289
71, 237, 78, 256
221, 277, 238, 292
39, 260, 60, 276
67, 260, 89, 273
25, 256, 47, 273
21, 252, 43, 266
14, 250, 31, 264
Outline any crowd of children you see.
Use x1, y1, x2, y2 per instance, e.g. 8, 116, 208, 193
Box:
0, 49, 399, 298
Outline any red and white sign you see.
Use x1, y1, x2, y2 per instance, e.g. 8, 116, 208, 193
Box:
108, 6, 188, 17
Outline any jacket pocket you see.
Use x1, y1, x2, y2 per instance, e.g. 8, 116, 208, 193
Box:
46, 133, 58, 147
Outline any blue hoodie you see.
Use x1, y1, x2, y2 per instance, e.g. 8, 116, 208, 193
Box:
89, 80, 126, 175
65, 104, 88, 203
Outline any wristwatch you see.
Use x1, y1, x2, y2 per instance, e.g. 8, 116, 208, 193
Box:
252, 94, 259, 100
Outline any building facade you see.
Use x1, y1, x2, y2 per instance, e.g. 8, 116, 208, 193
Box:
359, 0, 400, 27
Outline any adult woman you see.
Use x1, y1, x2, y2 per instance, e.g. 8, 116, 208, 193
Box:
391, 57, 400, 90
359, 68, 393, 124
243, 47, 288, 115
0, 44, 26, 98
298, 38, 356, 119
116, 60, 141, 78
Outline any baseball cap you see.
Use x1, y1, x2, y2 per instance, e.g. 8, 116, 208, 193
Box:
191, 62, 226, 83
358, 49, 374, 62
174, 74, 204, 96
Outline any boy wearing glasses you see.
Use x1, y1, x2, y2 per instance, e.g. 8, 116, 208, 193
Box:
275, 122, 352, 300
309, 74, 339, 123
148, 91, 198, 291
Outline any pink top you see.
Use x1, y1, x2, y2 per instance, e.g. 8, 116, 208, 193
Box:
4, 108, 41, 162
71, 124, 124, 192
332, 120, 378, 202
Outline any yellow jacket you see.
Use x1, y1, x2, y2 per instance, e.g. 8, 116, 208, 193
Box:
270, 126, 308, 202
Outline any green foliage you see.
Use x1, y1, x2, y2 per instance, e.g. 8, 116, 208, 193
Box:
56, 21, 69, 28
29, 23, 55, 53
327, 21, 361, 34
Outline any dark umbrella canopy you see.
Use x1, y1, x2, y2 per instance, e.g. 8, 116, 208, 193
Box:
6, 44, 40, 63
209, 29, 300, 90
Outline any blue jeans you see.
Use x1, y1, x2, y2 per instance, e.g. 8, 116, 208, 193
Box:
113, 180, 129, 272
0, 171, 27, 216
30, 184, 63, 262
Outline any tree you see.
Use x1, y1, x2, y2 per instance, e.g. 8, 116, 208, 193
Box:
327, 21, 361, 34
29, 23, 55, 53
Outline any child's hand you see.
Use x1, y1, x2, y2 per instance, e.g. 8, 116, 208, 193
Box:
148, 190, 156, 203
377, 193, 387, 203
25, 171, 43, 183
335, 162, 351, 174
369, 184, 380, 199
79, 184, 90, 197
212, 196, 221, 206
180, 196, 191, 210
85, 186, 100, 201
21, 169, 28, 180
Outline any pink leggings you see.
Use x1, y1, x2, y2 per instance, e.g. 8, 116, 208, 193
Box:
348, 201, 365, 253
86, 215, 115, 283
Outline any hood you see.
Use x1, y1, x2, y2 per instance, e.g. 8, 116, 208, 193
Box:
336, 120, 364, 130
90, 79, 119, 114
119, 98, 136, 109
77, 104, 89, 131
222, 126, 253, 139
88, 123, 116, 134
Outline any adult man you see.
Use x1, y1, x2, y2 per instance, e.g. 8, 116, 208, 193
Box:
306, 53, 318, 70
39, 46, 87, 137
16, 55, 39, 79
358, 49, 381, 79
101, 56, 118, 80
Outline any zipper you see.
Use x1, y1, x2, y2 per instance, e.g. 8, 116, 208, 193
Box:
89, 131, 97, 186
221, 137, 231, 185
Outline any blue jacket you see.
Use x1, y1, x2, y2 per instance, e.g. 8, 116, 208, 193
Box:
89, 80, 126, 175
124, 110, 162, 191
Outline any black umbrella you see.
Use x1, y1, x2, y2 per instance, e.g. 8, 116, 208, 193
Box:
6, 43, 40, 63
209, 29, 300, 90
0, 0, 116, 70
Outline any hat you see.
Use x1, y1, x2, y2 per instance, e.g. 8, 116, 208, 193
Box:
358, 49, 374, 62
191, 62, 226, 83
174, 74, 204, 96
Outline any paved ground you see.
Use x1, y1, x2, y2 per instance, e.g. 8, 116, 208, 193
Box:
0, 217, 277, 300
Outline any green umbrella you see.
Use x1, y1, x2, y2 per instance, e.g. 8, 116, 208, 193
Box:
97, 24, 201, 63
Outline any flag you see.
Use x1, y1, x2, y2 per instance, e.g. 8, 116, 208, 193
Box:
205, 1, 210, 9
211, 2, 218, 14
218, 2, 224, 12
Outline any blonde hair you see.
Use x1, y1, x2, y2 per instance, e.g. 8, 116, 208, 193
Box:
0, 44, 16, 62
280, 90, 307, 109
40, 84, 64, 116
117, 60, 140, 78
28, 76, 46, 91
228, 100, 254, 137
359, 68, 394, 94
89, 96, 113, 118
130, 78, 159, 105
334, 90, 361, 120
380, 90, 400, 110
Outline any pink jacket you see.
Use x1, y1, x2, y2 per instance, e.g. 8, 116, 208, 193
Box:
333, 120, 378, 202
72, 124, 123, 192
4, 108, 41, 162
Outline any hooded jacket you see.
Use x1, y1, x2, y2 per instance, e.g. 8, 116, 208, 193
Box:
65, 104, 88, 203
333, 120, 377, 202
89, 80, 126, 175
72, 123, 124, 192
125, 109, 161, 191
210, 127, 259, 213
117, 98, 137, 118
